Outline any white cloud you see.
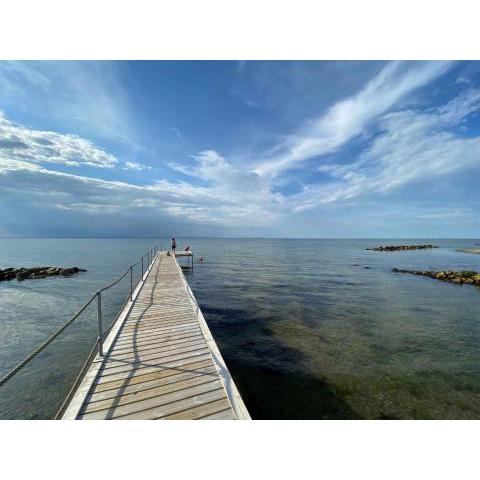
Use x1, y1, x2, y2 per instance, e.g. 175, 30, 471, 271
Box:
0, 110, 118, 168
255, 61, 453, 176
0, 148, 284, 227
123, 161, 151, 171
171, 150, 234, 182
291, 88, 480, 209
0, 131, 254, 226
170, 150, 285, 218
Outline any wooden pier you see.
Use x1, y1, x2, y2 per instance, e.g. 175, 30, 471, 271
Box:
62, 251, 250, 420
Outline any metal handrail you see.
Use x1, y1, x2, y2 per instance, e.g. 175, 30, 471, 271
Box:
98, 267, 131, 292
0, 244, 159, 387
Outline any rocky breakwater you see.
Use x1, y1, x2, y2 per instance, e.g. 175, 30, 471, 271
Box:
367, 244, 439, 251
0, 266, 87, 282
392, 268, 480, 287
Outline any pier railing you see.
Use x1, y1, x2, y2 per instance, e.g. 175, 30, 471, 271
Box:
0, 245, 159, 395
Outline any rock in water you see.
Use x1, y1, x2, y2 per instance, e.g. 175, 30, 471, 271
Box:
391, 268, 480, 288
367, 245, 439, 251
0, 266, 87, 282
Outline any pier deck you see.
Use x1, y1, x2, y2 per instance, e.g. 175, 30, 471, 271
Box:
62, 251, 250, 420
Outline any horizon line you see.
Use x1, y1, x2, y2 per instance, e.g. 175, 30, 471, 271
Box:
0, 236, 479, 240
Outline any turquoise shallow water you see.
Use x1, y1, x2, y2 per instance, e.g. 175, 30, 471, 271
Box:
1, 238, 480, 419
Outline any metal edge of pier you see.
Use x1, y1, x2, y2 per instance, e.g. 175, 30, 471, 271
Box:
174, 254, 250, 420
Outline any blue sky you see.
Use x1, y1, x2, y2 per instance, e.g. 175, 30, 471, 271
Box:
0, 60, 479, 237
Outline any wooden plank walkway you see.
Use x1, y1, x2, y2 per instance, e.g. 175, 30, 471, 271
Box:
62, 251, 250, 420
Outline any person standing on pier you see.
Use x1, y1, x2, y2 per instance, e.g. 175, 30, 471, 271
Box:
171, 237, 176, 253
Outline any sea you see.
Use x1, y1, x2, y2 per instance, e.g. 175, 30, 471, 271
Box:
1, 238, 479, 419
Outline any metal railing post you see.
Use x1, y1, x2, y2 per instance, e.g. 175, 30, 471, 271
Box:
130, 265, 133, 301
141, 256, 144, 280
97, 291, 103, 356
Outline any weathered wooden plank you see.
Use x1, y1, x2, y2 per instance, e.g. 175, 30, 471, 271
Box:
99, 347, 211, 375
80, 380, 224, 419
202, 409, 236, 420
110, 333, 205, 354
93, 352, 213, 386
162, 398, 233, 420
121, 388, 228, 420
115, 322, 199, 338
62, 251, 250, 420
119, 322, 196, 335
127, 312, 194, 321
129, 305, 194, 314
112, 328, 202, 347
124, 314, 195, 324
113, 329, 200, 344
128, 304, 194, 313
91, 357, 215, 393
86, 365, 218, 404
121, 317, 196, 331
82, 373, 221, 414
124, 311, 195, 321
107, 339, 207, 362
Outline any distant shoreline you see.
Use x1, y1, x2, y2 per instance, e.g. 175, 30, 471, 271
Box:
1, 236, 480, 240
456, 248, 480, 255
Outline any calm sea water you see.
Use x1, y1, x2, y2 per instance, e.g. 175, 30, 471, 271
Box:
1, 238, 480, 419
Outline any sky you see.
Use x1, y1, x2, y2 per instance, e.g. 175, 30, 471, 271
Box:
0, 60, 479, 238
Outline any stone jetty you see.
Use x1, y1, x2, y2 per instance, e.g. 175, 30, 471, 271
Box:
0, 266, 87, 282
367, 244, 439, 251
392, 268, 480, 287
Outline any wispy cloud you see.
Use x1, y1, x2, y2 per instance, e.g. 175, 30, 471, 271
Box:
0, 61, 51, 96
0, 110, 118, 168
168, 127, 181, 139
291, 88, 480, 210
0, 61, 132, 143
122, 161, 151, 171
0, 147, 283, 228
173, 149, 282, 195
255, 61, 453, 176
168, 150, 285, 221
